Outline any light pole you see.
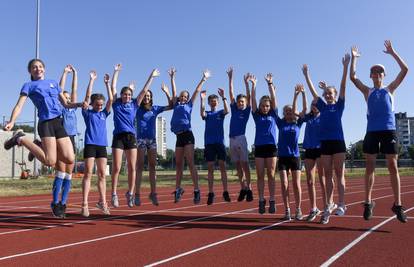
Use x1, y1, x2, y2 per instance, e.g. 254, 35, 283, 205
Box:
33, 0, 40, 175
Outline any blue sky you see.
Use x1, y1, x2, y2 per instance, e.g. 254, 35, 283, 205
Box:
1, 0, 413, 150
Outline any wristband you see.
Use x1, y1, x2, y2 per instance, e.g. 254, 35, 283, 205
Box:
222, 97, 227, 101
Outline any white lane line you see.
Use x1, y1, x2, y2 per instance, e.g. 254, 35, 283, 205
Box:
320, 206, 414, 267
0, 206, 257, 261
145, 219, 290, 267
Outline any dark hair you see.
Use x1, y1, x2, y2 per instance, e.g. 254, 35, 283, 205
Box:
208, 94, 219, 102
91, 93, 105, 104
62, 90, 69, 95
27, 59, 45, 81
140, 90, 153, 110
236, 94, 247, 101
121, 86, 133, 96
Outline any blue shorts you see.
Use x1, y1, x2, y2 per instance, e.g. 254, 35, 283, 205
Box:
204, 143, 226, 162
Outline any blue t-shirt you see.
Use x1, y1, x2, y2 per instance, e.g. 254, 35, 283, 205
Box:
276, 116, 304, 157
136, 105, 166, 140
366, 87, 396, 132
252, 109, 278, 146
112, 98, 139, 135
20, 79, 63, 122
62, 108, 77, 136
203, 109, 226, 145
229, 102, 251, 138
82, 109, 110, 146
316, 97, 345, 141
303, 113, 321, 149
170, 101, 193, 134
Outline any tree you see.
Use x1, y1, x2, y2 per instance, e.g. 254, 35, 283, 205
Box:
407, 145, 414, 160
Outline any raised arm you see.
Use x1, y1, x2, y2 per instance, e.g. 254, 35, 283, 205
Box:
244, 73, 251, 107
218, 88, 229, 115
200, 90, 207, 119
384, 40, 409, 93
264, 73, 277, 110
105, 73, 113, 113
136, 69, 160, 106
161, 82, 173, 111
59, 65, 72, 92
292, 84, 300, 115
168, 67, 177, 105
70, 65, 78, 102
339, 53, 350, 99
302, 64, 319, 100
227, 67, 235, 104
293, 84, 306, 117
250, 74, 257, 113
350, 46, 370, 98
190, 70, 210, 104
84, 70, 97, 105
3, 95, 28, 131
111, 63, 122, 99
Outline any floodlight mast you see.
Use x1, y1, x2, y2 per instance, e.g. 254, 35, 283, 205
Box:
33, 0, 40, 175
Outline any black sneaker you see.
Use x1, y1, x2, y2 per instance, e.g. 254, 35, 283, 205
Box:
392, 204, 407, 223
237, 189, 247, 202
173, 187, 184, 203
60, 203, 67, 218
51, 202, 62, 218
363, 201, 375, 220
258, 199, 266, 214
223, 191, 231, 202
268, 200, 276, 214
28, 139, 42, 161
246, 189, 253, 202
207, 192, 215, 205
193, 189, 201, 204
4, 129, 25, 150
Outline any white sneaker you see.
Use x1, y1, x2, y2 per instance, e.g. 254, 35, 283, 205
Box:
111, 194, 119, 208
96, 202, 110, 215
321, 211, 330, 224
81, 205, 89, 217
327, 203, 337, 213
335, 205, 347, 216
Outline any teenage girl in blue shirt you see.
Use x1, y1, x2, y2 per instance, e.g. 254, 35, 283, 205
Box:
251, 73, 277, 215
81, 71, 113, 217
276, 84, 306, 221
110, 64, 159, 208
134, 82, 172, 206
350, 41, 408, 223
4, 59, 80, 218
303, 53, 350, 224
227, 67, 253, 202
200, 88, 230, 205
169, 68, 210, 204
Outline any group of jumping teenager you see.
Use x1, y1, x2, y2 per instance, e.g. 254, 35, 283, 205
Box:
3, 40, 408, 224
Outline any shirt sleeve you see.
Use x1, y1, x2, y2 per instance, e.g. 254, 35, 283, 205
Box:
20, 82, 30, 96
316, 97, 325, 111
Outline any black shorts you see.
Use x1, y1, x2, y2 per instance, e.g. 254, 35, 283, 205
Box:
254, 144, 277, 158
84, 144, 107, 159
204, 143, 226, 162
304, 148, 321, 160
175, 131, 195, 148
69, 135, 76, 154
278, 156, 301, 171
111, 132, 137, 150
320, 140, 346, 155
38, 117, 68, 139
363, 130, 398, 154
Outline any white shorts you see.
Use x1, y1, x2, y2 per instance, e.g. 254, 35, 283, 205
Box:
229, 135, 249, 162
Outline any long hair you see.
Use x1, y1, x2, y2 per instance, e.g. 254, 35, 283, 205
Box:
140, 90, 153, 111
27, 59, 45, 81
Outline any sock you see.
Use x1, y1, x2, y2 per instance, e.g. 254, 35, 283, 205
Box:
52, 171, 65, 204
61, 173, 72, 205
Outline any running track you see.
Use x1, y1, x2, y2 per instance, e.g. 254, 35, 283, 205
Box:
0, 176, 412, 266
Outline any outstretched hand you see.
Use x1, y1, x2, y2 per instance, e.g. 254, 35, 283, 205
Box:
151, 69, 160, 78
200, 90, 207, 99
104, 73, 110, 84
318, 81, 328, 90
343, 53, 351, 66
168, 67, 176, 78
351, 46, 360, 58
243, 73, 251, 84
128, 81, 136, 91
264, 73, 273, 84
114, 63, 122, 71
3, 122, 14, 131
203, 70, 211, 80
302, 64, 309, 76
64, 65, 73, 73
161, 82, 169, 94
383, 40, 395, 55
218, 88, 225, 98
226, 67, 233, 79
90, 70, 97, 80
249, 74, 257, 86
295, 84, 304, 94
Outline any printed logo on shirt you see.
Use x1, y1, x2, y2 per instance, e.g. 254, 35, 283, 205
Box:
391, 139, 397, 144
50, 83, 54, 88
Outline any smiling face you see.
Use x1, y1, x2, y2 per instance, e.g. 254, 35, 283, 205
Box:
63, 92, 71, 103
370, 67, 385, 87
120, 87, 133, 103
283, 105, 295, 121
259, 98, 271, 115
323, 87, 337, 104
179, 91, 189, 104
236, 95, 247, 110
208, 95, 219, 109
142, 90, 152, 105
92, 99, 104, 112
28, 59, 45, 80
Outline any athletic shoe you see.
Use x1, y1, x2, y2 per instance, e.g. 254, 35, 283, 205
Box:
223, 191, 231, 202
268, 200, 276, 214
207, 192, 215, 205
149, 192, 159, 206
28, 139, 42, 161
193, 189, 201, 204
258, 199, 266, 214
4, 129, 25, 150
60, 203, 67, 218
363, 201, 375, 220
81, 205, 90, 217
282, 209, 291, 221
392, 204, 408, 223
51, 202, 62, 218
327, 202, 337, 214
246, 189, 253, 202
111, 194, 119, 208
320, 211, 330, 224
134, 194, 141, 206
306, 208, 321, 222
125, 192, 134, 208
237, 189, 247, 202
295, 208, 303, 221
173, 187, 184, 203
96, 202, 110, 215
335, 205, 347, 216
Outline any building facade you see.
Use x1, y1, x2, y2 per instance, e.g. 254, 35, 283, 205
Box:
395, 112, 414, 152
155, 116, 167, 159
